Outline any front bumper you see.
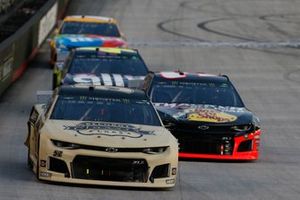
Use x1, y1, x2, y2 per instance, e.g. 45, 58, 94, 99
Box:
178, 130, 261, 161
38, 135, 178, 188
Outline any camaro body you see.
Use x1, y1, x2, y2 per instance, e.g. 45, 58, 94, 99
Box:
25, 86, 178, 188
143, 71, 261, 160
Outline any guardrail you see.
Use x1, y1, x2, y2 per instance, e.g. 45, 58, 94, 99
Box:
0, 0, 69, 95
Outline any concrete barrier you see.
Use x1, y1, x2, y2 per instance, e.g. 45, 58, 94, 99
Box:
0, 0, 69, 95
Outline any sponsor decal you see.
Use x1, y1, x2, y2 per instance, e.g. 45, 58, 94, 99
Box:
40, 172, 52, 177
160, 71, 187, 79
132, 160, 145, 165
187, 108, 237, 123
0, 56, 13, 81
154, 103, 241, 123
53, 150, 63, 157
55, 35, 104, 49
166, 179, 176, 184
72, 74, 102, 85
64, 122, 155, 138
154, 103, 245, 113
67, 15, 112, 22
66, 73, 144, 87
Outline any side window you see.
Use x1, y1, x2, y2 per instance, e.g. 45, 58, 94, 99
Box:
29, 107, 39, 125
142, 74, 154, 95
62, 53, 72, 75
44, 92, 56, 118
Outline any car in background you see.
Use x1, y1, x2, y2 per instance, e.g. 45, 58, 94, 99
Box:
143, 71, 261, 160
25, 85, 178, 188
49, 15, 127, 65
53, 47, 148, 89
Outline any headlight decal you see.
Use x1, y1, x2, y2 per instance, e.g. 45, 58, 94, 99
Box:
231, 124, 252, 132
52, 139, 169, 153
52, 140, 80, 150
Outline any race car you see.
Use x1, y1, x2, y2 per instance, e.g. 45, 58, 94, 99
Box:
49, 15, 127, 65
52, 47, 149, 89
25, 85, 178, 188
143, 71, 261, 160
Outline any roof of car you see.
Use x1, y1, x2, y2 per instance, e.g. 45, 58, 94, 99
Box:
63, 15, 117, 24
74, 47, 138, 55
58, 85, 148, 100
152, 71, 229, 83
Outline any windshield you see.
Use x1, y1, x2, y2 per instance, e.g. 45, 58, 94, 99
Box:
60, 22, 121, 37
50, 95, 161, 126
68, 51, 148, 76
150, 80, 244, 107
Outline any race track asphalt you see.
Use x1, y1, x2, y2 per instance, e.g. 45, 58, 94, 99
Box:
0, 0, 300, 199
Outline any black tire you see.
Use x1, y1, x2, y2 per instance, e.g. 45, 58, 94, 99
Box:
52, 73, 58, 90
27, 149, 33, 170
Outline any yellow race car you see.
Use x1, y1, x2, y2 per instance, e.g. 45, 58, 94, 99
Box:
25, 85, 178, 188
49, 15, 127, 65
52, 47, 149, 89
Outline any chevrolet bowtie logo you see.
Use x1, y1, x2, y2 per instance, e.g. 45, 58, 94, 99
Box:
198, 125, 209, 130
105, 147, 118, 152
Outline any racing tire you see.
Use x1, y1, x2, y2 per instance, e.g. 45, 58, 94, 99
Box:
27, 149, 33, 171
52, 73, 58, 90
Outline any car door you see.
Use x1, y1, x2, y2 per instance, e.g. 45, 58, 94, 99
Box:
26, 107, 41, 162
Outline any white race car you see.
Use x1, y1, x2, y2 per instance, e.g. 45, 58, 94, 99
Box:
25, 85, 178, 188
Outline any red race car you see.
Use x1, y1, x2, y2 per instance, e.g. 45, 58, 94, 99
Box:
143, 71, 261, 160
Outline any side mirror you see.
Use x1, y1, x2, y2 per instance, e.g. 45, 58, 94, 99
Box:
47, 38, 54, 46
163, 121, 175, 129
54, 28, 59, 35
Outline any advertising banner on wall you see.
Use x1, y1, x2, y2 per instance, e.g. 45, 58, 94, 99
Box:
38, 2, 58, 46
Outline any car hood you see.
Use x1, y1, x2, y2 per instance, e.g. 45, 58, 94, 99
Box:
62, 73, 145, 88
55, 34, 126, 49
42, 120, 174, 148
153, 103, 254, 125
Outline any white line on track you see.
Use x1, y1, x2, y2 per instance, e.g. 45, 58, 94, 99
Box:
128, 41, 300, 48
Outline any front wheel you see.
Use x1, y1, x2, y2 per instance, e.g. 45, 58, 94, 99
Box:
27, 149, 33, 170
